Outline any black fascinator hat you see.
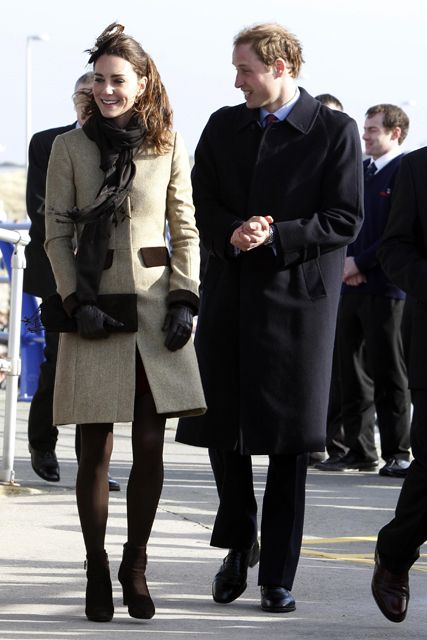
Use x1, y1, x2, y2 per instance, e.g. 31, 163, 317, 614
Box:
86, 22, 125, 64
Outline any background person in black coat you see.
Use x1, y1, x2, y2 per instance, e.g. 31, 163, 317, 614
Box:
371, 146, 427, 623
25, 73, 120, 490
176, 23, 363, 613
309, 92, 350, 467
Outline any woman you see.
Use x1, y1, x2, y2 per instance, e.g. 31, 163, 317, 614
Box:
45, 23, 206, 622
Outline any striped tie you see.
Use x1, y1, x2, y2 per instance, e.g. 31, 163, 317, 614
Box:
365, 162, 377, 180
264, 114, 278, 127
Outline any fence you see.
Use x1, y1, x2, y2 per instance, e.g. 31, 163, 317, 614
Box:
0, 224, 37, 484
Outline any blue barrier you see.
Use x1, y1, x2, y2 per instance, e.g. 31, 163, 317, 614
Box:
0, 239, 45, 401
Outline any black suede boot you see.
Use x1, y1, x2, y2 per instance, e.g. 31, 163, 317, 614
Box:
84, 550, 114, 622
118, 543, 155, 619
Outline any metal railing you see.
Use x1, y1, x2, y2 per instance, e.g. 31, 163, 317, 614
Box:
0, 226, 29, 483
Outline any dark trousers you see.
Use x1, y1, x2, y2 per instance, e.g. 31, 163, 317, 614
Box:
326, 339, 347, 458
27, 331, 59, 450
338, 294, 410, 461
326, 336, 373, 458
377, 389, 427, 572
209, 448, 308, 589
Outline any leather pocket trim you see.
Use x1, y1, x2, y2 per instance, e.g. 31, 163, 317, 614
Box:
139, 246, 170, 267
103, 249, 114, 270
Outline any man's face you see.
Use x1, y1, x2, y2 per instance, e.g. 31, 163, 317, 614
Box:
363, 113, 400, 160
232, 43, 282, 112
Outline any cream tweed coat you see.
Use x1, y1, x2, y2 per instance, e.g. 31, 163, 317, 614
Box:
45, 128, 206, 425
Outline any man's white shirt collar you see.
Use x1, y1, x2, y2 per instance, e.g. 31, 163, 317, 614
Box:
369, 146, 402, 172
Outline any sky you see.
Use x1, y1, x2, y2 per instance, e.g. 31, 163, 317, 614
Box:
2, 0, 427, 165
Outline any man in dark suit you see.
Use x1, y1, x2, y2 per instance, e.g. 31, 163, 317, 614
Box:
319, 104, 411, 477
309, 93, 349, 467
371, 146, 427, 623
25, 73, 120, 490
176, 23, 363, 613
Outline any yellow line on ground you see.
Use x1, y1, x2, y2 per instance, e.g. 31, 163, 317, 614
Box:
302, 536, 376, 544
301, 549, 373, 563
300, 538, 427, 572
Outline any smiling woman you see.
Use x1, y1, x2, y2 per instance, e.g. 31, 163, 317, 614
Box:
43, 21, 205, 625
83, 23, 173, 153
93, 56, 147, 128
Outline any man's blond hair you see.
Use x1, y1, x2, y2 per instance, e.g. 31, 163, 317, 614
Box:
233, 23, 304, 78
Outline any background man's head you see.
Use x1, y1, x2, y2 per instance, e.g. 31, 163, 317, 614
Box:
363, 104, 409, 160
72, 72, 94, 126
315, 94, 344, 112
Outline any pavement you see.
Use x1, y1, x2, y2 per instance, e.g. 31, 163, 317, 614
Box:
0, 390, 425, 640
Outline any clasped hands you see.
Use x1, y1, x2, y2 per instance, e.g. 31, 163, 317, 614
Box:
230, 215, 274, 251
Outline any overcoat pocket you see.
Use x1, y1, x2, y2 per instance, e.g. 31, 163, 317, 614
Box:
301, 258, 327, 300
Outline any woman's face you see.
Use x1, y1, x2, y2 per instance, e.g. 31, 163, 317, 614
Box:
93, 54, 147, 128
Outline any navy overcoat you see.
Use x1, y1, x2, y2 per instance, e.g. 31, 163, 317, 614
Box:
177, 88, 363, 454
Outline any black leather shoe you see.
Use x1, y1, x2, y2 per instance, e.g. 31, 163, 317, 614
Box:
29, 445, 60, 482
260, 586, 296, 612
108, 474, 121, 491
314, 455, 344, 471
371, 550, 409, 623
379, 458, 410, 478
315, 452, 378, 472
308, 451, 325, 466
212, 540, 260, 604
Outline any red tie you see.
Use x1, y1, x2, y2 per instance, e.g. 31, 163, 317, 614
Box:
264, 114, 278, 127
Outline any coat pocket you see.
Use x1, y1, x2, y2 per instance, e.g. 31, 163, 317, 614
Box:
139, 246, 170, 267
301, 258, 327, 300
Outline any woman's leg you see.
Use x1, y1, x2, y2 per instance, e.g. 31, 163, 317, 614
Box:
76, 422, 114, 621
76, 423, 113, 553
118, 391, 165, 619
127, 392, 166, 544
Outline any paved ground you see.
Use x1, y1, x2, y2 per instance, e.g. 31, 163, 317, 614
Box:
0, 391, 425, 639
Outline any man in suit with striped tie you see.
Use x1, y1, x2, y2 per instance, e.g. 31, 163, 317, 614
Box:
321, 104, 411, 476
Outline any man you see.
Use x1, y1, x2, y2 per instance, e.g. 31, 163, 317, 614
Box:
371, 145, 427, 623
25, 73, 120, 490
315, 93, 343, 112
310, 93, 348, 467
176, 23, 363, 612
320, 105, 411, 476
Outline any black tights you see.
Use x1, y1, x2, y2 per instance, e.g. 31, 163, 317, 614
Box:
76, 392, 166, 554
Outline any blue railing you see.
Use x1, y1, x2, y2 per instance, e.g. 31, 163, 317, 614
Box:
0, 224, 33, 482
0, 223, 45, 401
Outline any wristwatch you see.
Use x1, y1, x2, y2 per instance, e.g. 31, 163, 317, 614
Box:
264, 225, 275, 246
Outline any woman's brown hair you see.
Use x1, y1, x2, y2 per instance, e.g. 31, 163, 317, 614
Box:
86, 23, 173, 153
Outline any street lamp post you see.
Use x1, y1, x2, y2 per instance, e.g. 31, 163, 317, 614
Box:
25, 34, 49, 169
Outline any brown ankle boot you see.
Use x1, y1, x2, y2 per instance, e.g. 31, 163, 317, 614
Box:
118, 543, 155, 619
84, 549, 114, 622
